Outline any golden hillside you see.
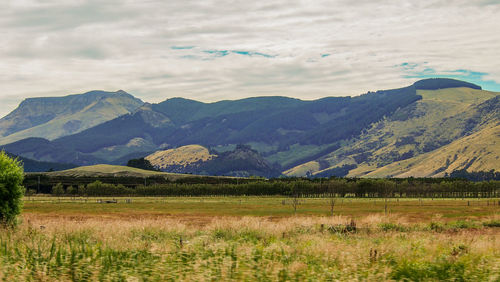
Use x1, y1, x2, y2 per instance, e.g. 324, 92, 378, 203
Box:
360, 123, 500, 177
283, 161, 321, 177
284, 87, 499, 177
145, 145, 217, 170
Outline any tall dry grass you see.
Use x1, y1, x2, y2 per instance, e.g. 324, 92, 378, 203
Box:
0, 214, 498, 281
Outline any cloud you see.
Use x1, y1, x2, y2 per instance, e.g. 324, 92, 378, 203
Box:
171, 46, 195, 50
0, 0, 499, 117
177, 48, 277, 60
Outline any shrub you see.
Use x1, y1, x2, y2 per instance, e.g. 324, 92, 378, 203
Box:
0, 151, 25, 226
428, 222, 444, 232
327, 220, 357, 234
448, 220, 477, 229
379, 223, 407, 232
482, 220, 500, 228
391, 259, 467, 281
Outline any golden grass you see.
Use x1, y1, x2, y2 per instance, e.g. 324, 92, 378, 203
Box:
1, 212, 498, 281
3, 197, 498, 280
283, 161, 320, 177
145, 145, 217, 169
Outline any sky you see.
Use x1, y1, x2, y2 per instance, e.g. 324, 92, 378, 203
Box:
1, 0, 499, 117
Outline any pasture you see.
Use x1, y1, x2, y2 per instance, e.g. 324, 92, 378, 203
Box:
23, 196, 500, 220
0, 197, 498, 280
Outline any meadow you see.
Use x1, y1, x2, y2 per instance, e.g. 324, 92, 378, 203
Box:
0, 197, 498, 281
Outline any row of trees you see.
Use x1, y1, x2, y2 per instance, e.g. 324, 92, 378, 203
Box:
46, 178, 500, 198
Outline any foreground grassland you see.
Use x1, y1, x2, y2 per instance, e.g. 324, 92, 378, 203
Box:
0, 197, 499, 281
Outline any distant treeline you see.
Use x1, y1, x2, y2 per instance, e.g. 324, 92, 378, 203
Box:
23, 174, 255, 194
37, 178, 500, 198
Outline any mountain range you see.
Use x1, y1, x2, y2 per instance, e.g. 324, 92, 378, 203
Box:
1, 78, 498, 178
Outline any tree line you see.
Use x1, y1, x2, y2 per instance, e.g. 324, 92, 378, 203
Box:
42, 178, 500, 198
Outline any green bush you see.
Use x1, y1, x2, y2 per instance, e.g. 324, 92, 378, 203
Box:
428, 222, 444, 232
379, 223, 407, 232
482, 220, 500, 227
0, 151, 24, 226
448, 220, 477, 229
391, 259, 467, 281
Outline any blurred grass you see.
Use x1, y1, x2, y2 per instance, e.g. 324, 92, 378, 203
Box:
0, 212, 499, 281
1, 196, 496, 280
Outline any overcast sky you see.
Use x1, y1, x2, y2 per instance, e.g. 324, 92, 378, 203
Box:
1, 0, 499, 117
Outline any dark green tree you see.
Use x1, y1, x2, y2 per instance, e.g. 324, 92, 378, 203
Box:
127, 158, 159, 171
52, 183, 64, 196
0, 151, 24, 226
66, 186, 76, 196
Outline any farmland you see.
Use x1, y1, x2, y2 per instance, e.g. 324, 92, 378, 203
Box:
22, 196, 500, 220
1, 196, 498, 280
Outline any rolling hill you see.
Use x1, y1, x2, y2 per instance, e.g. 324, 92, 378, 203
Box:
47, 164, 180, 178
41, 164, 241, 182
0, 90, 143, 145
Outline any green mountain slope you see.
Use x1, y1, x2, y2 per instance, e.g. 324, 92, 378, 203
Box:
6, 84, 418, 166
1, 137, 104, 165
152, 96, 304, 125
285, 85, 499, 177
3, 151, 76, 172
0, 90, 143, 145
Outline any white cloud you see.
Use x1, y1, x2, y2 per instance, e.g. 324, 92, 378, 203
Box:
0, 0, 499, 117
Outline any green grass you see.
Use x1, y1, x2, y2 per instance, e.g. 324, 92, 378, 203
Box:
22, 197, 500, 220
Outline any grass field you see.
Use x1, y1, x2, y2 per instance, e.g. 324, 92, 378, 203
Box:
22, 196, 500, 220
1, 197, 498, 280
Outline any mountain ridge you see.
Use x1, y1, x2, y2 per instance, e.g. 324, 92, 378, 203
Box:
2, 85, 420, 166
1, 78, 497, 177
